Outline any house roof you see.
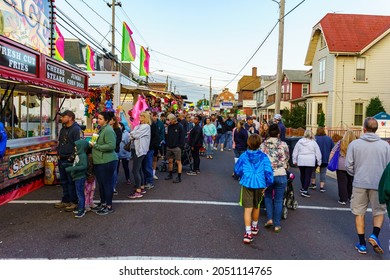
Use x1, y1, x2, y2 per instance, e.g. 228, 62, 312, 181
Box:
283, 70, 310, 83
305, 13, 390, 65
237, 76, 261, 92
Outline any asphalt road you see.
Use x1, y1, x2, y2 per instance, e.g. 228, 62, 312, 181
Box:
0, 148, 389, 260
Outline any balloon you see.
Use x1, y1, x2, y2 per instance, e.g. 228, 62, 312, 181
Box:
173, 104, 178, 110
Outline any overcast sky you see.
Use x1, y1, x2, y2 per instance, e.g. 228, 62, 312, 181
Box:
56, 0, 390, 102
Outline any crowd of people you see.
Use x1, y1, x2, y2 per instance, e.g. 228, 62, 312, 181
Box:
54, 109, 390, 254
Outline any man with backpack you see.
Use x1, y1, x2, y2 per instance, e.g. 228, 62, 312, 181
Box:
224, 115, 235, 151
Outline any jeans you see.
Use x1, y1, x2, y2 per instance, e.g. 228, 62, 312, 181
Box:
225, 131, 233, 150
264, 175, 287, 227
191, 146, 200, 171
204, 136, 214, 156
58, 159, 77, 203
94, 160, 118, 206
117, 158, 130, 181
75, 177, 86, 211
299, 166, 315, 191
132, 149, 145, 189
142, 150, 154, 185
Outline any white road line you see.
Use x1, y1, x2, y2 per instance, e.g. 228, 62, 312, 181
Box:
9, 199, 366, 212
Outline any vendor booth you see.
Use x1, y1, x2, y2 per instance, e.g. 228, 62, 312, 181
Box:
0, 35, 89, 205
373, 111, 390, 138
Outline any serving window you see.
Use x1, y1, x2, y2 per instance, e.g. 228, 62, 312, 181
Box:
1, 89, 53, 140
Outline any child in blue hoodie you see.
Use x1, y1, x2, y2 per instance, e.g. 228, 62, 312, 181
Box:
66, 139, 89, 218
234, 134, 273, 244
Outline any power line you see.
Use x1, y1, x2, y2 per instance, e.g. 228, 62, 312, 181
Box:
224, 0, 306, 88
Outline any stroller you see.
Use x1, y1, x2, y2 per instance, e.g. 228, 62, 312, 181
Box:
158, 144, 193, 172
282, 171, 298, 219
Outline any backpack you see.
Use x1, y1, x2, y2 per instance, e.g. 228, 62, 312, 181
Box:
226, 119, 234, 128
216, 122, 223, 133
0, 122, 7, 158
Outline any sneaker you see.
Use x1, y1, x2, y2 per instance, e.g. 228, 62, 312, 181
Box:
173, 177, 181, 183
195, 170, 200, 174
64, 203, 77, 212
74, 210, 86, 218
85, 207, 91, 212
72, 208, 79, 214
338, 200, 347, 205
368, 234, 384, 254
140, 188, 147, 194
113, 189, 118, 195
251, 225, 259, 236
164, 174, 173, 180
243, 233, 253, 244
187, 171, 197, 176
128, 192, 143, 199
145, 183, 155, 190
54, 202, 71, 209
96, 207, 114, 216
355, 243, 367, 254
309, 184, 317, 190
300, 191, 311, 198
153, 175, 159, 180
213, 147, 217, 150
220, 149, 223, 152
299, 188, 305, 193
320, 188, 326, 193
91, 204, 105, 212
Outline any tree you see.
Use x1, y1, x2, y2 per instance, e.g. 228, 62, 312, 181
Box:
282, 103, 306, 128
366, 96, 386, 117
196, 99, 209, 109
317, 111, 325, 127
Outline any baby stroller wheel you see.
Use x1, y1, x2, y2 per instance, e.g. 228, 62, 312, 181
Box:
282, 206, 288, 219
292, 200, 298, 210
286, 199, 292, 209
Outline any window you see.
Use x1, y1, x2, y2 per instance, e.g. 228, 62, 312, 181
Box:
317, 103, 323, 125
319, 58, 326, 84
354, 103, 364, 126
302, 84, 309, 96
1, 93, 52, 140
356, 57, 366, 81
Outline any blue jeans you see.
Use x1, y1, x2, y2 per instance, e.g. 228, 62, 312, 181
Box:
94, 160, 118, 206
225, 131, 233, 150
264, 175, 287, 227
75, 177, 86, 211
142, 150, 154, 185
58, 159, 77, 203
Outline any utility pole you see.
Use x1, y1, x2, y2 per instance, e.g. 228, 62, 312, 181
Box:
209, 77, 212, 108
274, 0, 285, 114
107, 0, 122, 71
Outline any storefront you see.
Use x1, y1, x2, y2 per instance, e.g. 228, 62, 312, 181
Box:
0, 35, 89, 205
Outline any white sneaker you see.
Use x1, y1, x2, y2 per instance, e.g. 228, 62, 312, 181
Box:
153, 175, 158, 180
213, 147, 217, 150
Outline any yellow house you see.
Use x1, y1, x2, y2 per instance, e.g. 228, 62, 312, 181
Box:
304, 13, 390, 130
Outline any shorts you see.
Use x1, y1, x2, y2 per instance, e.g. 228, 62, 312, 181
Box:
351, 187, 387, 216
166, 147, 181, 161
240, 186, 264, 208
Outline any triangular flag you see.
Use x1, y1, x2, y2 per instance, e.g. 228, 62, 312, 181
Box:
121, 22, 136, 62
139, 46, 150, 76
54, 24, 65, 61
86, 45, 95, 71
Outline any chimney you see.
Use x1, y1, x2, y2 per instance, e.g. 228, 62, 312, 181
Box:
252, 67, 257, 77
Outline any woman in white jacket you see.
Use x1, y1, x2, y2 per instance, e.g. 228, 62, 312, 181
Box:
292, 129, 322, 198
128, 111, 151, 199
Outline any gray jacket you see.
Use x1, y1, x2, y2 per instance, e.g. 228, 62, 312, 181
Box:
345, 133, 390, 190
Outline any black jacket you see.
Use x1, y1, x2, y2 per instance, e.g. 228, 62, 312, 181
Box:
166, 122, 185, 149
114, 127, 122, 153
58, 122, 81, 159
149, 122, 160, 150
188, 124, 203, 147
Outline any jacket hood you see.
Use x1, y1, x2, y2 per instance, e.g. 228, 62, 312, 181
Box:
75, 139, 89, 155
360, 132, 381, 142
300, 138, 313, 146
247, 150, 264, 164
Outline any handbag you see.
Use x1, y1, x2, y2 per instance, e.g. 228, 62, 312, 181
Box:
124, 141, 131, 152
327, 147, 340, 172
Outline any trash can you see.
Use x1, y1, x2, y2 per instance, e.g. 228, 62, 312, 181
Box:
44, 151, 60, 185
284, 137, 302, 167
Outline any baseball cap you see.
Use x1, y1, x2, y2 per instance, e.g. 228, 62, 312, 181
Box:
274, 114, 282, 120
167, 114, 176, 121
59, 110, 75, 119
